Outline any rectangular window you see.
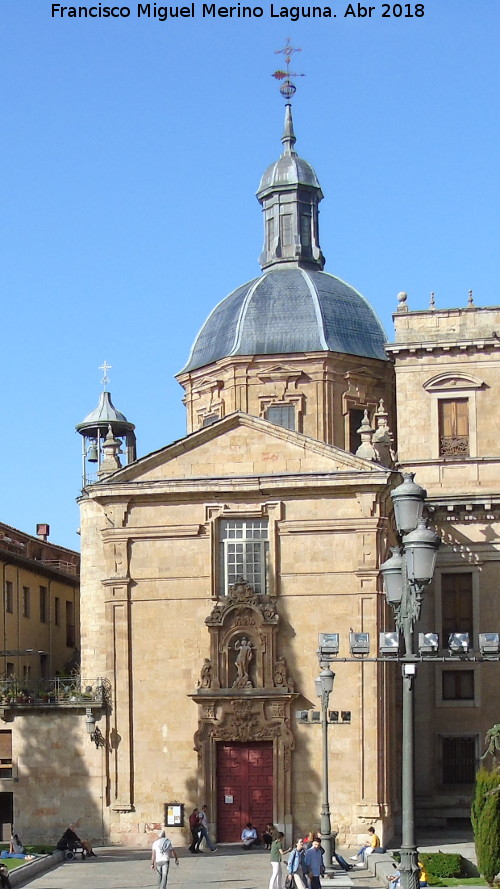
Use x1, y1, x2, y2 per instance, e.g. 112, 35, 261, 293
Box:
266, 216, 275, 250
280, 214, 293, 247
441, 736, 476, 784
442, 573, 473, 643
300, 213, 311, 247
202, 414, 219, 427
5, 581, 13, 614
23, 665, 31, 682
219, 519, 269, 596
22, 586, 30, 618
439, 399, 469, 456
265, 404, 295, 431
0, 730, 13, 779
349, 408, 366, 454
54, 597, 60, 627
442, 670, 474, 701
66, 601, 75, 648
39, 585, 48, 623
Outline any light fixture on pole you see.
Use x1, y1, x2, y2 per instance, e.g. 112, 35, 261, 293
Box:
315, 658, 335, 878
381, 473, 441, 889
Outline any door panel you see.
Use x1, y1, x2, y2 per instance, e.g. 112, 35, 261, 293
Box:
216, 741, 273, 841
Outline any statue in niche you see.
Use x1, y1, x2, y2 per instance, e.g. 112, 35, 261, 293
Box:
233, 637, 254, 688
199, 658, 212, 689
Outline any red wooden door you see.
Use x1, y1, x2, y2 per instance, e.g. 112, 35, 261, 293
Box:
216, 741, 273, 841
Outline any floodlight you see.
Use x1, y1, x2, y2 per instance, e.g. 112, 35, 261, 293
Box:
448, 632, 470, 655
329, 710, 339, 723
379, 631, 399, 655
349, 632, 370, 656
295, 710, 309, 724
478, 633, 500, 657
310, 710, 321, 722
341, 711, 352, 724
318, 633, 340, 656
418, 632, 439, 655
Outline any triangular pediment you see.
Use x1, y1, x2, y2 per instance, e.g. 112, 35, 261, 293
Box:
90, 412, 388, 486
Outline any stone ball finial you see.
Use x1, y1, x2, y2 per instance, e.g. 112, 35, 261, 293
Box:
397, 291, 408, 308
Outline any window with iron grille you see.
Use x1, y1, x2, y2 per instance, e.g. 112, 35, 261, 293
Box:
442, 670, 474, 701
442, 573, 473, 643
439, 399, 469, 456
219, 519, 269, 596
265, 404, 295, 431
441, 736, 476, 784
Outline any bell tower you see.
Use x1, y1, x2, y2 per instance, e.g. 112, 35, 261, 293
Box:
76, 361, 136, 487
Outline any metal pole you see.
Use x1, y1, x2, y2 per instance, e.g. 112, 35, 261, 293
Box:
320, 692, 333, 876
399, 610, 420, 889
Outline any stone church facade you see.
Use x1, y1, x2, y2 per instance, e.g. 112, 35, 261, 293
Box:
13, 99, 500, 849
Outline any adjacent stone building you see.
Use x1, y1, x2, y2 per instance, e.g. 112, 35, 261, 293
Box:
0, 523, 80, 839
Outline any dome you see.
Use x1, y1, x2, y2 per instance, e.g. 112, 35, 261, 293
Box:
181, 268, 387, 373
258, 154, 321, 194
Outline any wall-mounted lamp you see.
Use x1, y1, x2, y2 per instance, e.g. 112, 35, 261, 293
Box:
85, 708, 106, 748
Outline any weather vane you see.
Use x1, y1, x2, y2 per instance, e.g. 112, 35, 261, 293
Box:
99, 360, 112, 390
272, 39, 305, 101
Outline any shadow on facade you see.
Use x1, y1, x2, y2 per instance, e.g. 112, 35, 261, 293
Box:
14, 711, 104, 845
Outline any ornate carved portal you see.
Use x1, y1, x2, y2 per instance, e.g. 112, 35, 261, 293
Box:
191, 581, 296, 839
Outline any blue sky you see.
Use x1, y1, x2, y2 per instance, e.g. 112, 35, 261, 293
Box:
1, 0, 498, 549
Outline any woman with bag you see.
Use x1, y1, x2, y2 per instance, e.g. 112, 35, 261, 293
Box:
286, 837, 307, 889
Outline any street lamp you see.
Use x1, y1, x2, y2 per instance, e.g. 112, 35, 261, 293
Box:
315, 662, 335, 878
380, 473, 441, 889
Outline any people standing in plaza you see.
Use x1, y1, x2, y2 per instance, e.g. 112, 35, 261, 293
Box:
198, 804, 217, 852
287, 837, 307, 888
303, 837, 325, 889
189, 808, 202, 853
150, 830, 178, 889
269, 831, 289, 889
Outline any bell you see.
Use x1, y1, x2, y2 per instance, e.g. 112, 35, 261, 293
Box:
87, 443, 99, 463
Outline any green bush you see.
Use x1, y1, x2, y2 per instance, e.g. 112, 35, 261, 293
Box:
471, 765, 500, 886
420, 853, 463, 879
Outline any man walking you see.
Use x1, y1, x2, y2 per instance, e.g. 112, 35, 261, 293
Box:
151, 830, 178, 889
304, 837, 325, 889
198, 804, 217, 852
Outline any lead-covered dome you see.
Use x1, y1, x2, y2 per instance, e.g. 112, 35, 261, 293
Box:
181, 267, 387, 372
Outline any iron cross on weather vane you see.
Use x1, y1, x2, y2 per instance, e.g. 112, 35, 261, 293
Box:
99, 360, 112, 390
272, 39, 305, 100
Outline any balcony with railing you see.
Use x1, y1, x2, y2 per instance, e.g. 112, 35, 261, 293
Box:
0, 677, 110, 711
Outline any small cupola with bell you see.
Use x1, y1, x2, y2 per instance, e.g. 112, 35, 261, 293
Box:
75, 361, 136, 488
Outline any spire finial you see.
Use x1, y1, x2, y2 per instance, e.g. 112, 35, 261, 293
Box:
429, 291, 436, 310
99, 360, 112, 391
272, 39, 304, 103
468, 289, 474, 307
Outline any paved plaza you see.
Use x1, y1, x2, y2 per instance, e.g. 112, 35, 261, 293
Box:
15, 846, 369, 889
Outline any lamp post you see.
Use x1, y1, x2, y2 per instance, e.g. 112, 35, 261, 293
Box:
380, 473, 441, 889
315, 664, 335, 877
